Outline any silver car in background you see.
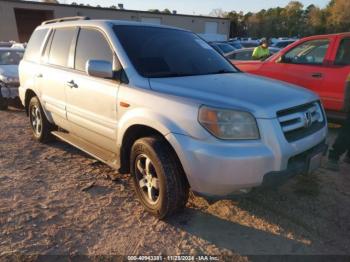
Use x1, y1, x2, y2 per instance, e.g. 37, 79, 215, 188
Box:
0, 48, 24, 110
19, 17, 327, 218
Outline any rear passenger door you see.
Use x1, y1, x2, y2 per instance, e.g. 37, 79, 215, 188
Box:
65, 27, 119, 153
38, 27, 77, 131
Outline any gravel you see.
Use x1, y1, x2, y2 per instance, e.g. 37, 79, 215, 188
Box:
0, 108, 349, 258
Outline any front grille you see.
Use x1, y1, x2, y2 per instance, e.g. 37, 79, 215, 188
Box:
277, 102, 325, 142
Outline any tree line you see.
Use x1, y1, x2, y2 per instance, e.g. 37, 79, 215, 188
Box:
221, 0, 350, 38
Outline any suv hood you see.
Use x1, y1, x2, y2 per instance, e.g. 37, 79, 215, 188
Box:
149, 73, 318, 119
0, 65, 19, 78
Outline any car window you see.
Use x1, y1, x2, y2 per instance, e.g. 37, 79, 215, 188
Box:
236, 50, 253, 60
276, 41, 294, 48
113, 25, 237, 78
0, 50, 24, 65
48, 28, 76, 67
75, 28, 113, 72
217, 44, 234, 54
24, 29, 48, 62
335, 38, 350, 66
283, 39, 330, 65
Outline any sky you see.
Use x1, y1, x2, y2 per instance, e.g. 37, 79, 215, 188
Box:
56, 0, 331, 16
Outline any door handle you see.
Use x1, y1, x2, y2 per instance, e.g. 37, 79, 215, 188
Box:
67, 80, 78, 88
311, 73, 323, 78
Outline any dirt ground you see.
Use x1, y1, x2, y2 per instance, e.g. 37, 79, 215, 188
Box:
0, 108, 350, 260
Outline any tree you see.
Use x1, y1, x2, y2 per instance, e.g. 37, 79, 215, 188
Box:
162, 9, 171, 14
41, 0, 59, 3
327, 0, 350, 32
148, 9, 160, 13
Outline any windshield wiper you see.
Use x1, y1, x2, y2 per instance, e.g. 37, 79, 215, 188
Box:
208, 69, 236, 75
145, 72, 196, 78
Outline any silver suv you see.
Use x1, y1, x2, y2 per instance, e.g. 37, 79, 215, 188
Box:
19, 17, 328, 218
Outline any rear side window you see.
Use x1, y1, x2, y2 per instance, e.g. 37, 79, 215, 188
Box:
24, 29, 48, 62
335, 38, 350, 66
283, 39, 330, 65
75, 28, 113, 71
48, 28, 76, 67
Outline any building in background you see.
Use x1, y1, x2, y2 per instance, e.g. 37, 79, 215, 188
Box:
0, 0, 230, 42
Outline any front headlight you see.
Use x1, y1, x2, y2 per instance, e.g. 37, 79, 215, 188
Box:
198, 106, 260, 140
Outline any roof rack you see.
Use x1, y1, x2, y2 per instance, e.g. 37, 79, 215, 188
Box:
41, 16, 90, 25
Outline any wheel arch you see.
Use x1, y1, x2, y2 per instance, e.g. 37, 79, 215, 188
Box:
24, 89, 54, 124
118, 124, 189, 187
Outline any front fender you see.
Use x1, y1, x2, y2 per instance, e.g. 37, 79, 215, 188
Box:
116, 107, 189, 147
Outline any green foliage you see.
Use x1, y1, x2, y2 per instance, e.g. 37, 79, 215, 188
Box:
225, 0, 349, 38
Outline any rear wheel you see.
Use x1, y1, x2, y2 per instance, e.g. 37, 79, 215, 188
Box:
28, 96, 54, 143
130, 136, 189, 219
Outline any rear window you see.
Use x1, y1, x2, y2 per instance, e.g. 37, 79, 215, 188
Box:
335, 38, 350, 66
113, 25, 236, 78
48, 28, 76, 67
24, 29, 48, 62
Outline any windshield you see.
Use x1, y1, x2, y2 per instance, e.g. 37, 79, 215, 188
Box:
113, 25, 237, 78
0, 50, 24, 65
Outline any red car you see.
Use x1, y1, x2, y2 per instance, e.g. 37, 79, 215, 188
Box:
232, 33, 350, 122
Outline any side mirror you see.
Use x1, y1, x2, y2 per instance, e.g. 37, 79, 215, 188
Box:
86, 60, 113, 79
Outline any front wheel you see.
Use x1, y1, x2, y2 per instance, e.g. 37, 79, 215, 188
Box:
130, 136, 189, 219
28, 96, 54, 143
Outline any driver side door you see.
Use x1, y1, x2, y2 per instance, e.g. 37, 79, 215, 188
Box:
65, 27, 120, 153
258, 38, 334, 95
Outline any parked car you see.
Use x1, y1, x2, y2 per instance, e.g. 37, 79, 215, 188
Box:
0, 42, 12, 48
209, 42, 235, 55
232, 33, 350, 122
11, 42, 27, 49
240, 41, 260, 48
19, 17, 327, 218
226, 47, 281, 61
227, 40, 243, 49
271, 40, 296, 49
0, 47, 24, 110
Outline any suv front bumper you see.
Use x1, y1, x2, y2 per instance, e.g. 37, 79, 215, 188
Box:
166, 118, 328, 197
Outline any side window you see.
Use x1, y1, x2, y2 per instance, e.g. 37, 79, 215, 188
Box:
335, 38, 350, 66
75, 28, 113, 72
237, 51, 253, 60
283, 39, 330, 65
227, 53, 236, 60
24, 29, 48, 62
48, 28, 76, 67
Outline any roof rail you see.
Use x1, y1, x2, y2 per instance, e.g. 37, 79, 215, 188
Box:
41, 16, 90, 25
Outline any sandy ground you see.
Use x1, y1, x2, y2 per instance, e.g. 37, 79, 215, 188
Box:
0, 108, 350, 260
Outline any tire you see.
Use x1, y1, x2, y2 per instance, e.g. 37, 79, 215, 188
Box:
0, 92, 8, 111
130, 136, 189, 219
28, 96, 54, 143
